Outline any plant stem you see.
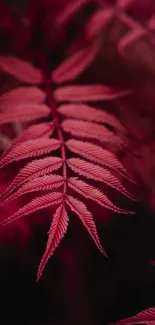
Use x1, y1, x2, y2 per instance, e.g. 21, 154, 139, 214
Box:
39, 50, 67, 195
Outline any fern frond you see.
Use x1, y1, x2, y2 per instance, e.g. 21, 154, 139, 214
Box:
0, 6, 136, 278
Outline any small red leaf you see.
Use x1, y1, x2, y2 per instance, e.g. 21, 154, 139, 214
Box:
0, 133, 10, 150
56, 0, 89, 28
1, 156, 62, 198
66, 139, 134, 182
118, 28, 143, 56
117, 0, 135, 9
37, 204, 69, 281
0, 138, 61, 168
54, 84, 130, 102
0, 104, 49, 124
0, 56, 42, 84
85, 8, 113, 40
68, 178, 131, 214
66, 195, 107, 256
52, 42, 99, 83
67, 158, 136, 201
62, 119, 124, 146
0, 87, 46, 111
2, 174, 64, 204
1, 122, 54, 159
58, 103, 125, 133
13, 122, 54, 145
0, 192, 63, 226
112, 306, 155, 325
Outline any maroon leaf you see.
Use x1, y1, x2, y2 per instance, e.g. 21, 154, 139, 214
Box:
66, 139, 134, 181
62, 119, 124, 146
0, 192, 63, 226
0, 157, 62, 198
58, 103, 125, 133
12, 122, 54, 145
67, 158, 136, 201
68, 177, 131, 213
54, 84, 130, 102
85, 8, 114, 40
37, 204, 69, 281
0, 104, 50, 124
1, 122, 54, 159
0, 138, 61, 168
0, 87, 46, 111
66, 195, 107, 256
52, 41, 99, 83
2, 174, 64, 204
0, 56, 42, 84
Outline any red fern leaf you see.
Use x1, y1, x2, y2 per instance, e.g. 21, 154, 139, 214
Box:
66, 195, 107, 256
52, 42, 99, 83
0, 87, 46, 111
0, 138, 61, 168
0, 157, 62, 198
37, 204, 69, 281
0, 192, 63, 226
0, 104, 49, 124
1, 175, 64, 204
62, 119, 124, 146
66, 139, 134, 181
54, 85, 130, 102
58, 103, 125, 133
112, 306, 155, 325
0, 56, 42, 84
68, 177, 132, 214
67, 158, 136, 200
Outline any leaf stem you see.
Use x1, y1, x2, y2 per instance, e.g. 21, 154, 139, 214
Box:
39, 50, 67, 195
